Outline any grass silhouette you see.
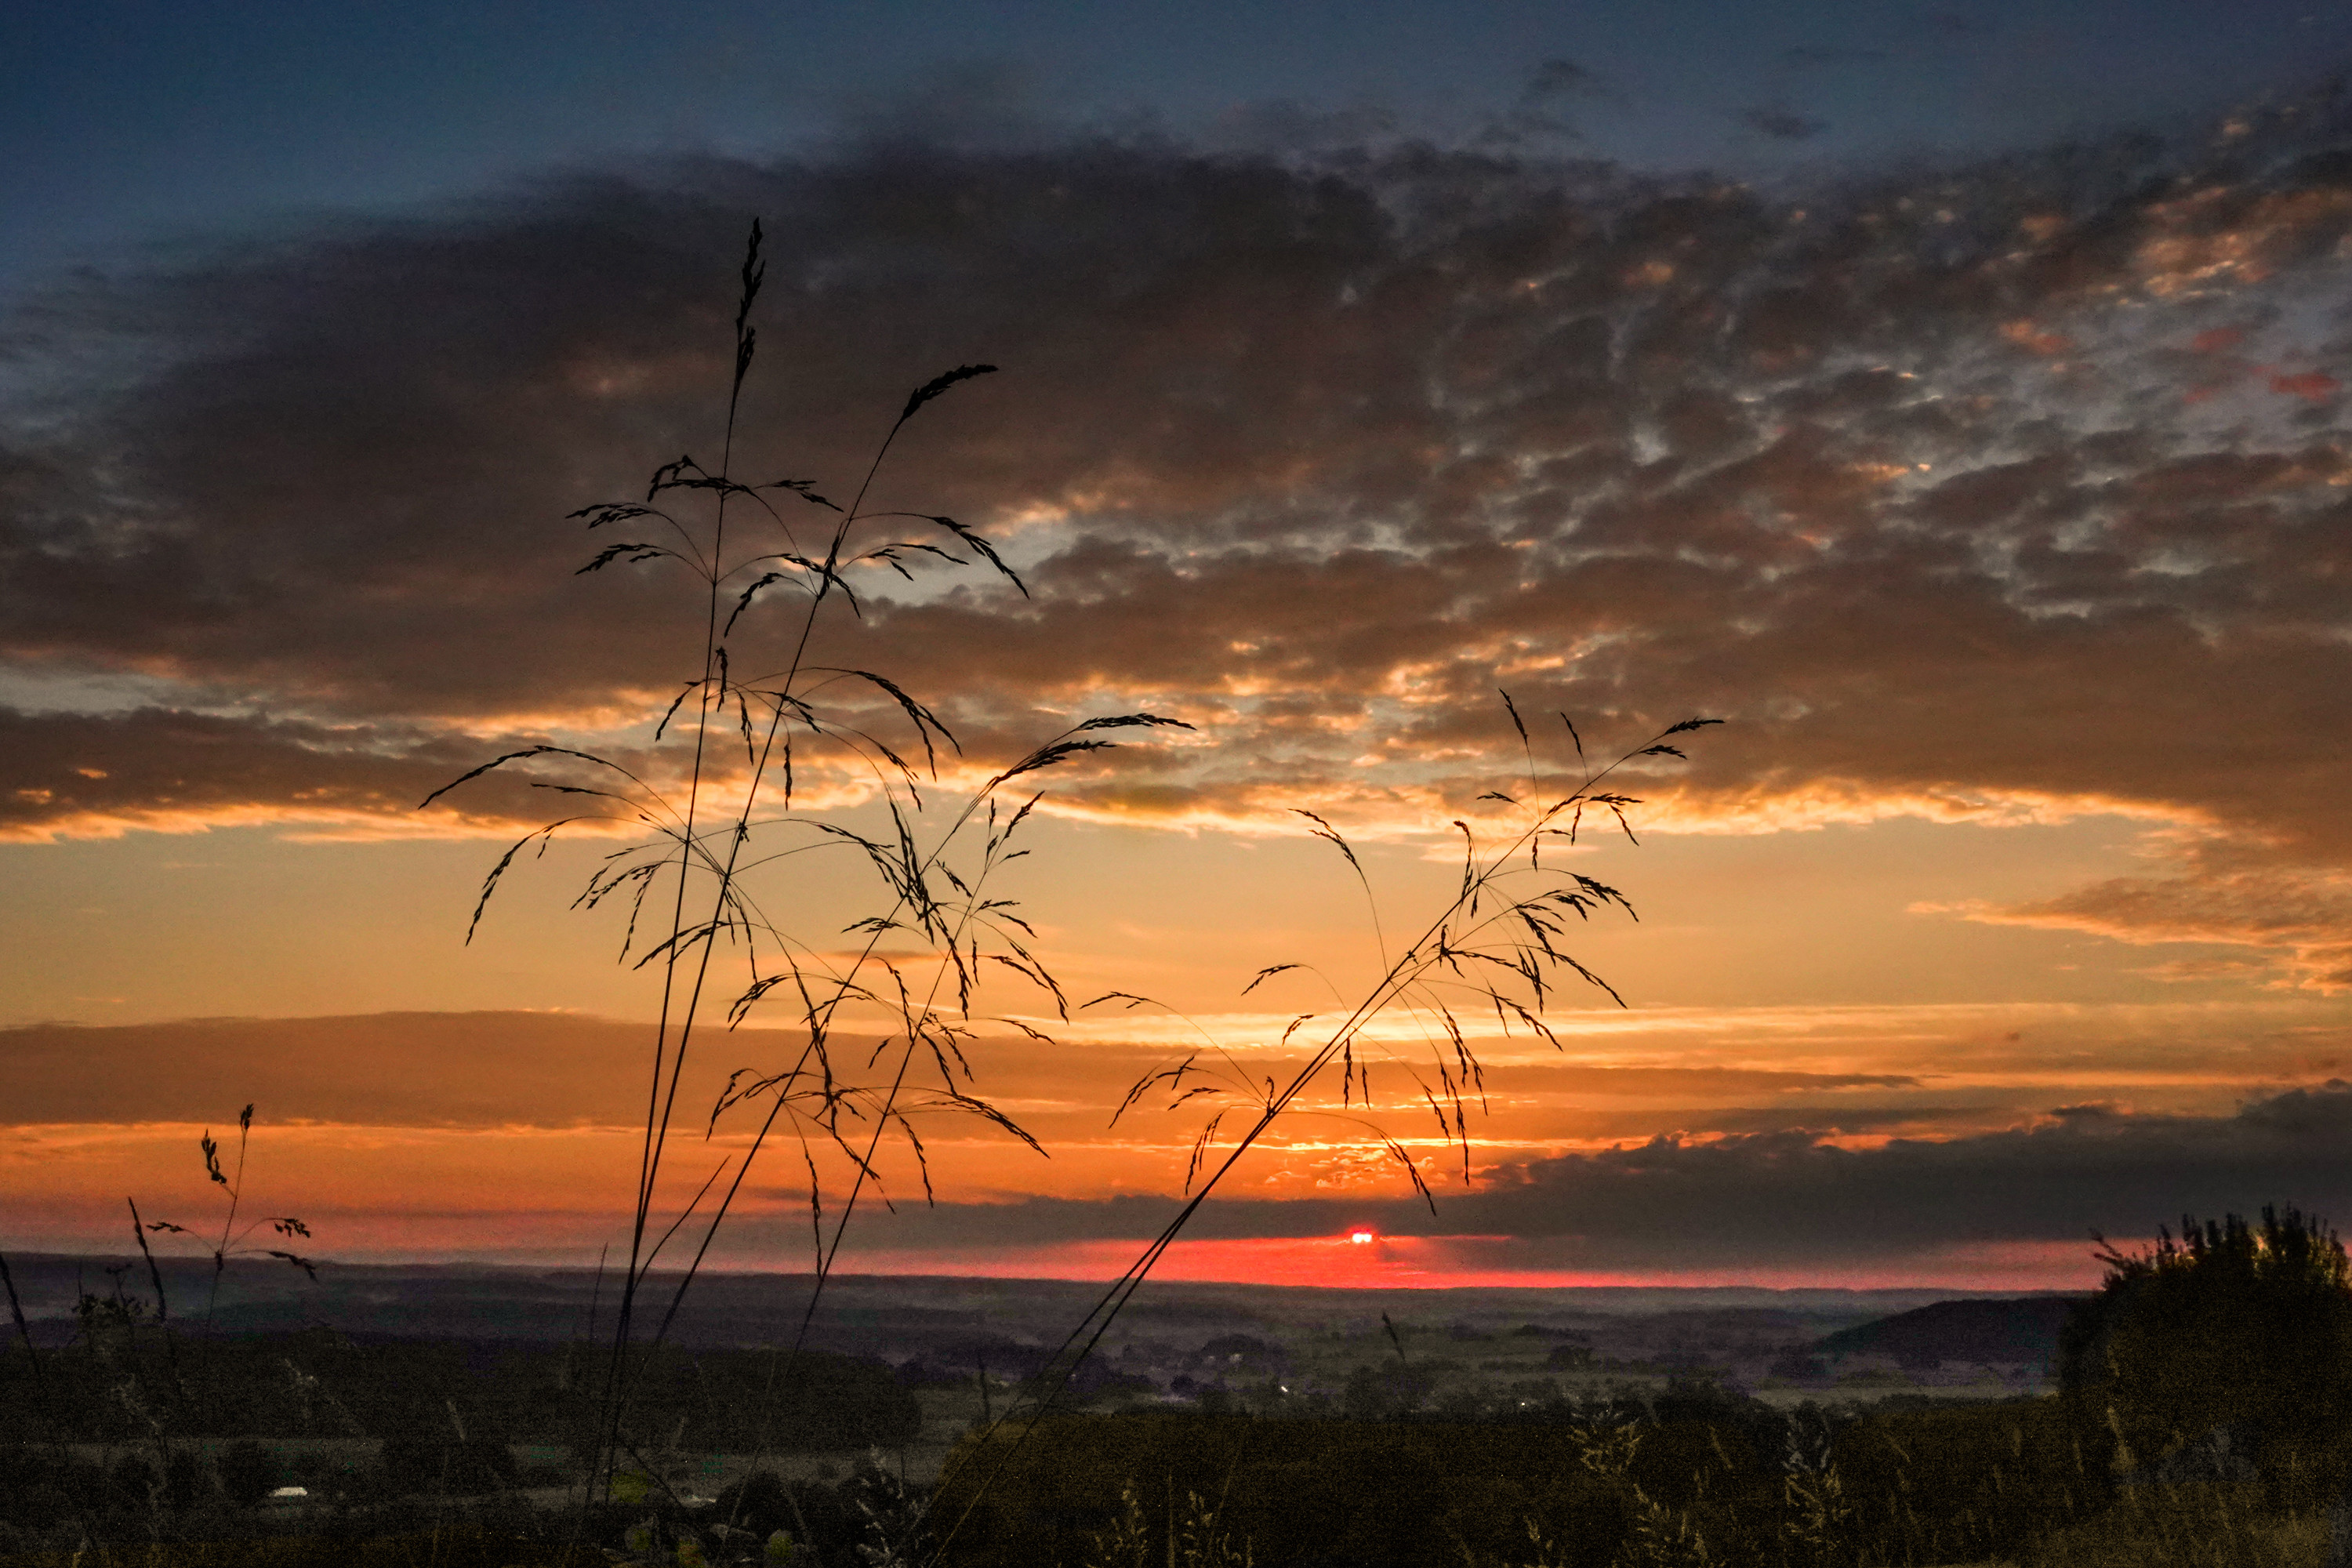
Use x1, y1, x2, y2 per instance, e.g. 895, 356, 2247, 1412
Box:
406, 220, 1726, 1560
920, 702, 1719, 1559
418, 220, 1188, 1506
136, 1104, 320, 1340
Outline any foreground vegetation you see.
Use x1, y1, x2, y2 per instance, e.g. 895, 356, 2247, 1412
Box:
4, 1210, 2348, 1568
1, 1363, 2342, 1567
0, 1323, 920, 1456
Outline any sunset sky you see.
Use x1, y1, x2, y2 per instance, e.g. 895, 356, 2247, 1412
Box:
6, 2, 2352, 1293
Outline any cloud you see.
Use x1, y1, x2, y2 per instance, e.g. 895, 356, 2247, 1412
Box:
1526, 60, 1601, 100
1454, 1083, 2352, 1253
1944, 856, 2352, 993
7, 96, 2352, 982
1472, 60, 1606, 151
1739, 105, 1830, 142
0, 706, 524, 841
7, 1007, 2344, 1270
829, 60, 1058, 153
827, 1083, 2352, 1273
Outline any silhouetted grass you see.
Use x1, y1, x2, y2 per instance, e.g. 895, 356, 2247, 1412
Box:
408, 223, 1737, 1563
135, 1104, 321, 1326
919, 705, 1721, 1557
418, 220, 1187, 1514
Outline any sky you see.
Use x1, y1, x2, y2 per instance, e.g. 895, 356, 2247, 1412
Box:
5, 1, 2352, 1294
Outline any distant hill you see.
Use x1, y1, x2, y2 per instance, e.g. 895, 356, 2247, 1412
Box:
1814, 1296, 2085, 1367
2, 1253, 1962, 1355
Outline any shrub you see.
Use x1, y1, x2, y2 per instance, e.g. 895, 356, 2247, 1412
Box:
215, 1438, 280, 1506
379, 1434, 519, 1497
0, 1447, 99, 1528
516, 1458, 574, 1488
711, 1469, 864, 1568
162, 1445, 210, 1510
105, 1452, 158, 1512
1834, 1398, 2103, 1564
2060, 1205, 2352, 1479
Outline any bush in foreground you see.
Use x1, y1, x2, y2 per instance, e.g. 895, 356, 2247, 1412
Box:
2060, 1205, 2352, 1483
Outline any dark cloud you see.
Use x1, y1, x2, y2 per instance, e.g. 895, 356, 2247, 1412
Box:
8, 103, 2352, 978
1205, 100, 1404, 154
1739, 105, 1830, 142
1454, 1083, 2352, 1254
833, 1083, 2352, 1271
0, 706, 533, 840
831, 60, 1058, 153
1472, 59, 1606, 151
10, 1008, 2345, 1272
1528, 60, 1600, 99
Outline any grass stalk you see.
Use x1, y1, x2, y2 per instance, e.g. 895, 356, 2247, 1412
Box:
426, 221, 1184, 1522
0, 1245, 40, 1390
922, 710, 1717, 1558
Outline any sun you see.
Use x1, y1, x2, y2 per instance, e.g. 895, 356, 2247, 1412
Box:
1349, 1229, 1375, 1245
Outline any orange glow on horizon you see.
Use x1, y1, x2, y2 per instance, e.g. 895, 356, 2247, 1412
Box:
823, 1235, 2116, 1293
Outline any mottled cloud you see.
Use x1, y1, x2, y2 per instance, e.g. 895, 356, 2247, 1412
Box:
1938, 851, 2352, 993
0, 707, 528, 841
9, 94, 2352, 983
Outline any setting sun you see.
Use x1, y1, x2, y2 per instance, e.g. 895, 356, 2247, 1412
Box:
1350, 1231, 1375, 1245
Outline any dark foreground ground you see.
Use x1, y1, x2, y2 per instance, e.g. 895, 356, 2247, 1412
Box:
4, 1260, 2332, 1566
